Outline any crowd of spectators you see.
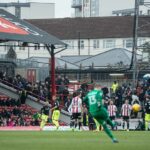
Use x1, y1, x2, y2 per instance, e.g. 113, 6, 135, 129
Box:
103, 79, 149, 116
1, 70, 150, 122
0, 96, 37, 127
0, 71, 70, 105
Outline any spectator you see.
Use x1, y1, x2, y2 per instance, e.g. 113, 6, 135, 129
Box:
19, 89, 27, 104
115, 86, 123, 109
13, 106, 21, 116
64, 96, 71, 111
64, 76, 70, 86
145, 86, 150, 100
111, 81, 119, 96
62, 87, 69, 104
131, 91, 140, 105
144, 98, 150, 130
103, 93, 110, 109
125, 87, 132, 103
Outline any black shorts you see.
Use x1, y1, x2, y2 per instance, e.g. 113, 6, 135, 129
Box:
123, 116, 129, 121
72, 113, 82, 120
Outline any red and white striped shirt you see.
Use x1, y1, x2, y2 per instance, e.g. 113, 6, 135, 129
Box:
121, 104, 132, 117
108, 105, 117, 117
69, 96, 82, 113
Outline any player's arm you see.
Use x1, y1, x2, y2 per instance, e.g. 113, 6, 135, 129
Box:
79, 98, 83, 113
130, 105, 132, 111
40, 106, 44, 114
121, 105, 123, 116
83, 95, 88, 106
51, 101, 59, 111
68, 100, 72, 113
144, 102, 147, 113
115, 105, 117, 112
96, 90, 103, 107
51, 106, 56, 111
83, 95, 87, 102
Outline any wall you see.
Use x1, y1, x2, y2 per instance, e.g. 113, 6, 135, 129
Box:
60, 37, 148, 56
0, 37, 149, 59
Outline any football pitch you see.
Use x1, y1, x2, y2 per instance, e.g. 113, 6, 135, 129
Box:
0, 131, 150, 150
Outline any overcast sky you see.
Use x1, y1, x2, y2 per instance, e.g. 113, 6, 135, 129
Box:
2, 0, 150, 18
0, 0, 72, 18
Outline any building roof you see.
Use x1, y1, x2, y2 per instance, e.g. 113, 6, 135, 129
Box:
60, 48, 142, 68
61, 55, 90, 63
25, 48, 142, 70
26, 16, 150, 40
26, 57, 79, 69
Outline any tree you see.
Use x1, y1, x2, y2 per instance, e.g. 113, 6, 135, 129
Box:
142, 42, 150, 62
6, 46, 17, 59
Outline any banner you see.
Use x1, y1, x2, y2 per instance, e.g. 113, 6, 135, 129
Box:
0, 9, 65, 45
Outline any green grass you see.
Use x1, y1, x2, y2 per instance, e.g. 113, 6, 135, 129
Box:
0, 131, 150, 150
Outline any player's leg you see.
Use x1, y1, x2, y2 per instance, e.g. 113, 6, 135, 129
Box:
94, 109, 118, 143
107, 117, 115, 129
71, 113, 76, 130
40, 114, 47, 130
145, 113, 149, 131
94, 118, 100, 131
78, 113, 82, 130
52, 110, 60, 129
74, 119, 78, 128
122, 117, 125, 130
100, 107, 116, 129
52, 120, 59, 129
73, 113, 78, 129
126, 118, 130, 131
110, 116, 118, 130
40, 120, 46, 130
70, 115, 74, 128
98, 119, 118, 143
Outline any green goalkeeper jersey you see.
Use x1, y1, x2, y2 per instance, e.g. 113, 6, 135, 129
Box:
83, 89, 103, 114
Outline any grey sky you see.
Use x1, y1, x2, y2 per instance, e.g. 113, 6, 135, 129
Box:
1, 0, 150, 18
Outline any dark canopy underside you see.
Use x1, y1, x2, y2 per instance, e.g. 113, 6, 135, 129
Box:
0, 9, 65, 46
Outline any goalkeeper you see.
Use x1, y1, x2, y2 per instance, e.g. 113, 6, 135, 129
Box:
83, 83, 119, 143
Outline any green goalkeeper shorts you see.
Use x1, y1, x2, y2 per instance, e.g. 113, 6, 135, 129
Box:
91, 107, 109, 123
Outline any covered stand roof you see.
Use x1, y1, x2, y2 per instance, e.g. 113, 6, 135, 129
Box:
26, 57, 79, 70
0, 9, 65, 45
59, 48, 142, 73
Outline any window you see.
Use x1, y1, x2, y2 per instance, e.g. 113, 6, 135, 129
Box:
64, 40, 74, 49
138, 38, 146, 47
103, 39, 115, 48
80, 40, 84, 49
93, 40, 99, 49
139, 11, 143, 15
123, 39, 133, 48
4, 45, 8, 51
